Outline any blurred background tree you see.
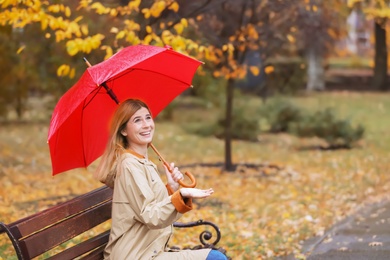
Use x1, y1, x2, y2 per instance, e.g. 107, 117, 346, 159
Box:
361, 0, 390, 90
0, 0, 385, 169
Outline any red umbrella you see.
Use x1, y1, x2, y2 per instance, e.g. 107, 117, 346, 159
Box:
48, 45, 201, 187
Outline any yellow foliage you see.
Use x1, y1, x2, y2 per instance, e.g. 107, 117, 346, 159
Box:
347, 0, 363, 8
247, 24, 259, 40
78, 0, 92, 9
126, 31, 140, 45
110, 8, 118, 17
116, 30, 126, 39
249, 66, 260, 76
141, 8, 151, 19
222, 43, 234, 57
287, 34, 295, 43
128, 0, 141, 10
124, 20, 140, 31
174, 23, 184, 35
265, 65, 275, 74
143, 34, 153, 44
180, 18, 188, 27
16, 45, 25, 54
66, 40, 78, 56
48, 4, 61, 13
65, 34, 104, 56
81, 24, 89, 35
213, 71, 221, 77
168, 2, 179, 12
57, 64, 70, 77
65, 6, 71, 17
40, 14, 48, 30
91, 2, 110, 15
150, 1, 166, 17
161, 30, 173, 43
69, 67, 76, 79
55, 31, 65, 42
102, 46, 113, 60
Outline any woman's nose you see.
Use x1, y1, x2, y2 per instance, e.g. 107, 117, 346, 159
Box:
142, 119, 152, 127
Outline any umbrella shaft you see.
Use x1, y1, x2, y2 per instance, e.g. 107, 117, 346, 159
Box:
102, 82, 120, 104
149, 143, 170, 170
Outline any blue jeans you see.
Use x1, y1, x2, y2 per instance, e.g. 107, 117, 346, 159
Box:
206, 249, 228, 260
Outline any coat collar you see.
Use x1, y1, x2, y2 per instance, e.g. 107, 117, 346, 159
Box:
126, 149, 145, 159
124, 149, 157, 169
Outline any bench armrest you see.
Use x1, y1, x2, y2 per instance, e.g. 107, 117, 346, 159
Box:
173, 219, 221, 247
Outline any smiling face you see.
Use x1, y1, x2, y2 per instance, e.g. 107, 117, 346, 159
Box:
121, 107, 155, 153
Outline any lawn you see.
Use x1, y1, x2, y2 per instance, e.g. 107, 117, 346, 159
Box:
0, 91, 389, 259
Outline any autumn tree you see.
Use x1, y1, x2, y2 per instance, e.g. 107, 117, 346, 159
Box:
362, 0, 390, 90
174, 0, 304, 170
0, 0, 206, 118
1, 0, 294, 170
295, 0, 345, 91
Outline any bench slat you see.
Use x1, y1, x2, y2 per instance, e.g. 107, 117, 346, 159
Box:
48, 230, 110, 260
19, 200, 112, 259
8, 186, 112, 240
79, 245, 107, 260
1, 185, 224, 259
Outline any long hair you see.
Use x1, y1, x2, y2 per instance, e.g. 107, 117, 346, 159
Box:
94, 99, 151, 188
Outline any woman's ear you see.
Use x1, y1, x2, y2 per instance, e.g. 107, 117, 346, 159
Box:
121, 130, 127, 136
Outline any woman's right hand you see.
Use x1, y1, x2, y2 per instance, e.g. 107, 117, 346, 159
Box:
180, 188, 214, 199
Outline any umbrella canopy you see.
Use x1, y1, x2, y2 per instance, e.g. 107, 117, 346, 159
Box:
48, 45, 202, 175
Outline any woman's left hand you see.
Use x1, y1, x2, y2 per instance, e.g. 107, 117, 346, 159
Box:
164, 162, 183, 191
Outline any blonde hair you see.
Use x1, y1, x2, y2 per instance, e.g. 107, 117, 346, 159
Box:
94, 99, 151, 188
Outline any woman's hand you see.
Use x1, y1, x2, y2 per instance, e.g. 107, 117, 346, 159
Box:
164, 162, 183, 191
180, 188, 214, 199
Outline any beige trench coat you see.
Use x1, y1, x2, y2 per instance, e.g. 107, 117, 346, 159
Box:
104, 152, 211, 260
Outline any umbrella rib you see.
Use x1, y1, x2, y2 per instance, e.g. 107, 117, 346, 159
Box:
83, 86, 103, 109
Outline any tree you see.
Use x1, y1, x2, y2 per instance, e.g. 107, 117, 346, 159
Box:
0, 0, 207, 118
176, 0, 301, 170
0, 0, 299, 170
363, 0, 390, 90
294, 0, 346, 91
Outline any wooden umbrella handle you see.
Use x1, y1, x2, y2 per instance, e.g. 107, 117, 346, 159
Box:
149, 143, 197, 188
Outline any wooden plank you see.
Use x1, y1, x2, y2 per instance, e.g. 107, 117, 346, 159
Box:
79, 245, 107, 260
48, 230, 109, 260
18, 200, 112, 259
8, 186, 112, 239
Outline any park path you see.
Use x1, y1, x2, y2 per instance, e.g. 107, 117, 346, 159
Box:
305, 196, 390, 259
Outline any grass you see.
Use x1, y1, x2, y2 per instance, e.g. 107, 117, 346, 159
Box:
1, 91, 390, 259
327, 56, 373, 69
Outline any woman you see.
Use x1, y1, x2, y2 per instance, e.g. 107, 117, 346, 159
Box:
94, 99, 227, 259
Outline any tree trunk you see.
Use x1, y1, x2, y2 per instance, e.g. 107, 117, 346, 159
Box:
306, 46, 325, 91
224, 77, 235, 171
373, 21, 388, 91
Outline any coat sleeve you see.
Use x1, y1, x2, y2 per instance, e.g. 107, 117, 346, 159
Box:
166, 184, 193, 213
118, 159, 190, 229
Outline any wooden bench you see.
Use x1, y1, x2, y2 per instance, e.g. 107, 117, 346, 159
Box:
0, 186, 224, 259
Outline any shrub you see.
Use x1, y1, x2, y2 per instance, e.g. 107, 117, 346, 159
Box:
265, 57, 306, 95
259, 98, 302, 133
183, 103, 260, 142
290, 108, 365, 148
216, 105, 260, 141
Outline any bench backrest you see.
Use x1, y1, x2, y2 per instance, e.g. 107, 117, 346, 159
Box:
0, 185, 113, 260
